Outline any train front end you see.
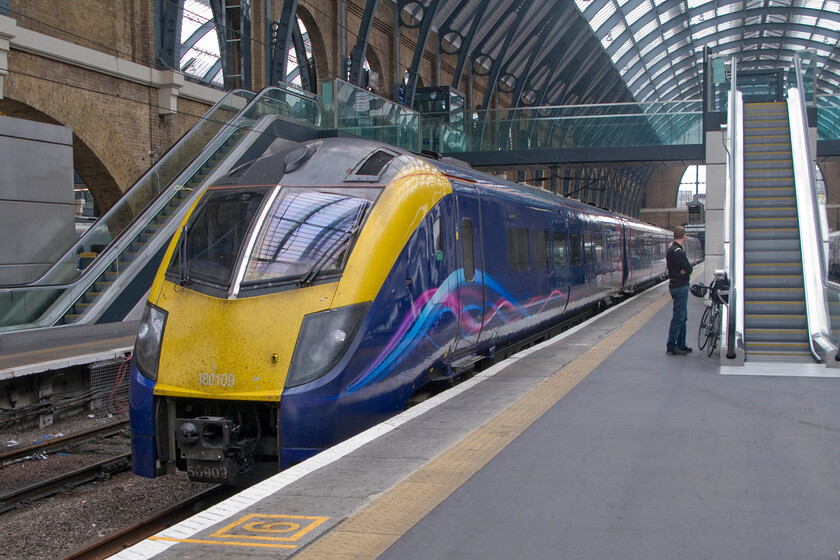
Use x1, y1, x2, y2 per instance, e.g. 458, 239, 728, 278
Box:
130, 139, 452, 484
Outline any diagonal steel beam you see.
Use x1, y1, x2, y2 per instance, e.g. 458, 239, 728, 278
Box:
480, 0, 529, 110
449, 1, 491, 89
348, 0, 381, 86
402, 0, 443, 108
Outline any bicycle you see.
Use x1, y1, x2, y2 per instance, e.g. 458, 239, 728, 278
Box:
690, 272, 730, 357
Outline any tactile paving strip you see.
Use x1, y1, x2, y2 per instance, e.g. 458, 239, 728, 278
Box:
295, 292, 671, 560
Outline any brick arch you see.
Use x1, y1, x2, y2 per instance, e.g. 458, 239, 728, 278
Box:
297, 5, 330, 91
2, 74, 141, 213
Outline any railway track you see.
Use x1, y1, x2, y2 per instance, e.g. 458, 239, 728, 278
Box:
0, 419, 130, 465
60, 485, 238, 560
0, 452, 132, 514
0, 420, 132, 514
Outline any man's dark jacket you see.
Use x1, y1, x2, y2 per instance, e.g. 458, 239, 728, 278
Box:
666, 241, 693, 288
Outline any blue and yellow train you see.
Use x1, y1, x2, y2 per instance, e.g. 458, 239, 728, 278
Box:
130, 138, 701, 484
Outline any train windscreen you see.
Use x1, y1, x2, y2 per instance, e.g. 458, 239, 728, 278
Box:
166, 187, 270, 289
240, 188, 376, 287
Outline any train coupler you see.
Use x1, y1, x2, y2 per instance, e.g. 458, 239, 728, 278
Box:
175, 416, 256, 484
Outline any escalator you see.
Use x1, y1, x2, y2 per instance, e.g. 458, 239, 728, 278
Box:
741, 101, 810, 360
723, 54, 837, 365
0, 86, 322, 332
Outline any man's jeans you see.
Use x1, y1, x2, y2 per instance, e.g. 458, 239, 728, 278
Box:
668, 285, 689, 349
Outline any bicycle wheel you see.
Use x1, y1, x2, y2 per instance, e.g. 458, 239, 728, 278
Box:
698, 305, 711, 350
707, 306, 721, 357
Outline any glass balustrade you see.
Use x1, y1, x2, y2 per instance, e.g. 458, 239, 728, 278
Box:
322, 80, 420, 152
817, 96, 840, 142
450, 101, 703, 152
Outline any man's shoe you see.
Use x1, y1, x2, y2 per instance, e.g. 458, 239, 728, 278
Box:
667, 347, 688, 356
679, 346, 693, 353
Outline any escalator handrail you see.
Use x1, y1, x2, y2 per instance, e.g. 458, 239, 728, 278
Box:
723, 57, 745, 360
0, 88, 256, 289
788, 55, 834, 361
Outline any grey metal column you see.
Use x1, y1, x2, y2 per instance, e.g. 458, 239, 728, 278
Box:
155, 0, 184, 70
268, 0, 298, 85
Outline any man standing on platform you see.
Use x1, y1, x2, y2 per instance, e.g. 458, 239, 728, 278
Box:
666, 226, 693, 355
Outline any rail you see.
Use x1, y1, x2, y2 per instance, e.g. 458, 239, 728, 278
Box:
59, 486, 238, 560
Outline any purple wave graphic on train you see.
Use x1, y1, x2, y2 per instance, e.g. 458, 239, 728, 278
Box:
346, 269, 568, 393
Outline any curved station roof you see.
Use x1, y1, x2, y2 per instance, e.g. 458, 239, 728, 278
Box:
177, 0, 840, 107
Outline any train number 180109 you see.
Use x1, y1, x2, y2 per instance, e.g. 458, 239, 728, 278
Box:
198, 372, 235, 387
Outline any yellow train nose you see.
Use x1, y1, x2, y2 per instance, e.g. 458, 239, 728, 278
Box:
152, 280, 337, 401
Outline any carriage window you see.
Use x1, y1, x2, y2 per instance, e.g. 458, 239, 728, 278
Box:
508, 227, 530, 271
583, 232, 593, 264
553, 232, 567, 267
433, 217, 443, 253
594, 234, 603, 262
534, 230, 550, 270
462, 218, 475, 282
570, 233, 581, 265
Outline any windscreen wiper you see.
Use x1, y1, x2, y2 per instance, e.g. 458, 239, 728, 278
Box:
298, 225, 359, 287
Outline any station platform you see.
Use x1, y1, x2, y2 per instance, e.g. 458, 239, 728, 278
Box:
114, 273, 840, 560
0, 321, 137, 381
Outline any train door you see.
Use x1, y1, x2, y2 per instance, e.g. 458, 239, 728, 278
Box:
567, 217, 586, 312
620, 221, 634, 293
451, 181, 485, 356
551, 219, 571, 317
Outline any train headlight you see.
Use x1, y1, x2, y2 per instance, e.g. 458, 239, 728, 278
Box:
286, 302, 370, 388
134, 303, 167, 381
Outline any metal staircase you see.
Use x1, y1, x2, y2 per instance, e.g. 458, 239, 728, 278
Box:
741, 101, 810, 360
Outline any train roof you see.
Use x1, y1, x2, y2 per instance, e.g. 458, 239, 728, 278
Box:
213, 137, 669, 235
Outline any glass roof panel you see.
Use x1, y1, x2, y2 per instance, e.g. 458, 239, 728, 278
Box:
180, 0, 220, 85
626, 1, 651, 25
590, 2, 617, 32
613, 39, 635, 61
640, 35, 664, 56
659, 5, 684, 24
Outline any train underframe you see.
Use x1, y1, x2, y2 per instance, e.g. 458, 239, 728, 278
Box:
155, 396, 281, 485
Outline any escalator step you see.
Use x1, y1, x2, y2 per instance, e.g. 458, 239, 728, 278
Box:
744, 301, 807, 314
745, 328, 809, 343
742, 239, 801, 252
744, 274, 803, 288
744, 262, 802, 275
744, 229, 801, 241
743, 207, 797, 219
744, 315, 807, 329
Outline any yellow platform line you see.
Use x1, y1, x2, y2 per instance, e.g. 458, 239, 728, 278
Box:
294, 293, 671, 560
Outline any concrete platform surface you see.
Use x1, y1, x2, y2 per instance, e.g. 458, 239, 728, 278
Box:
113, 278, 840, 560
